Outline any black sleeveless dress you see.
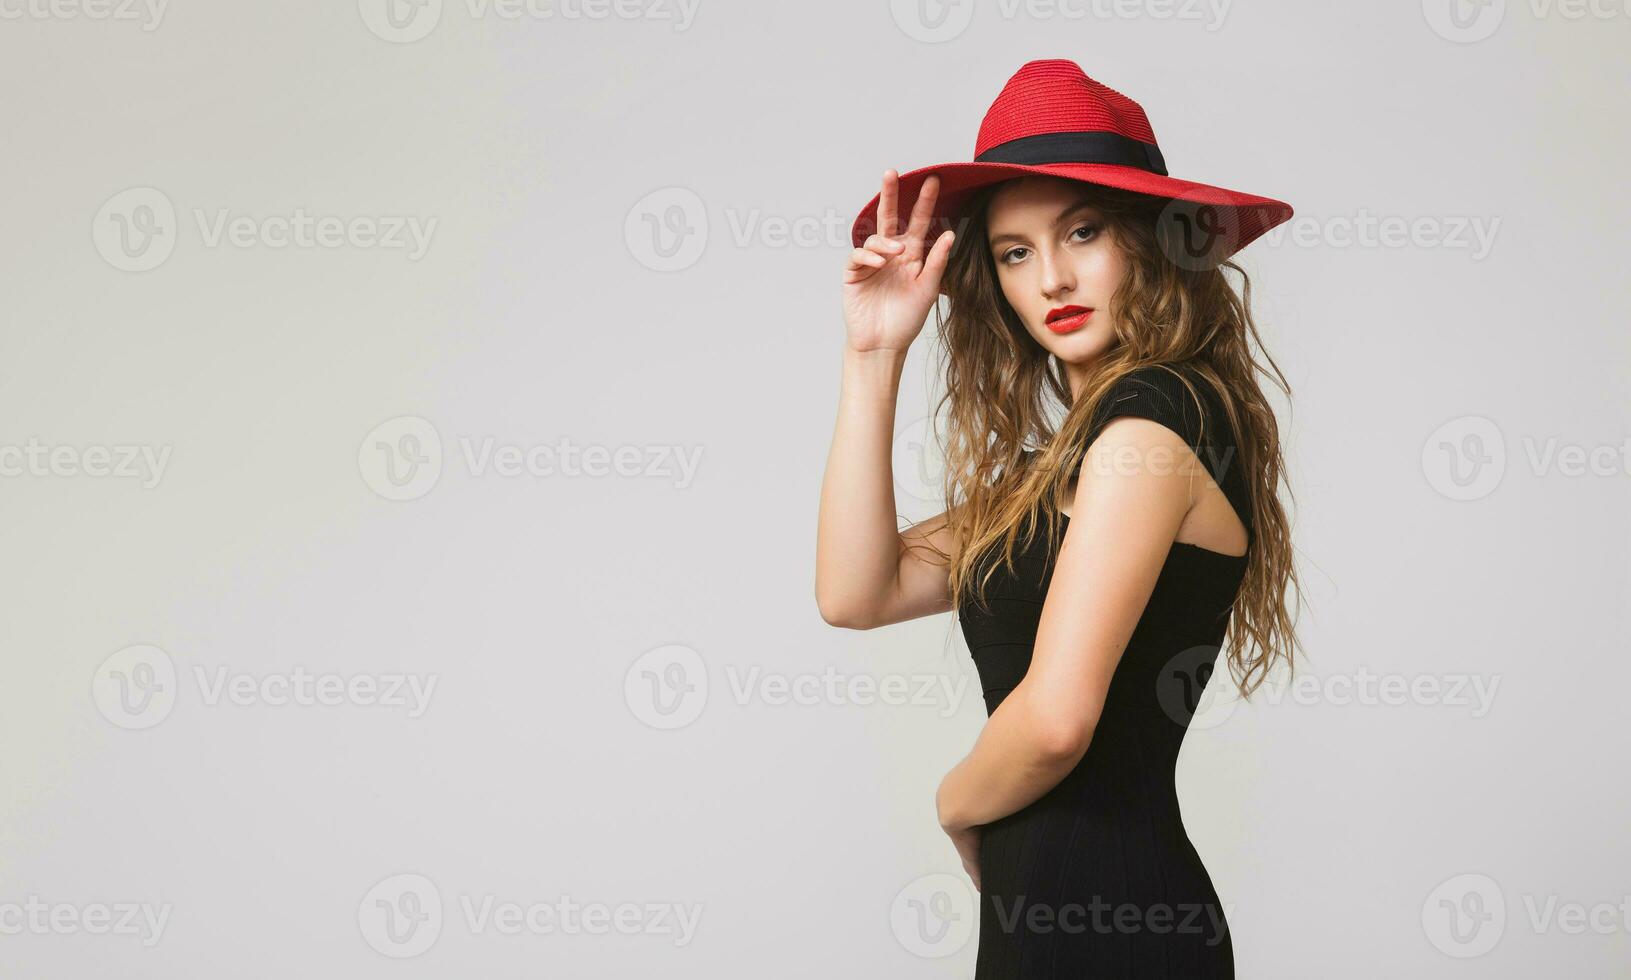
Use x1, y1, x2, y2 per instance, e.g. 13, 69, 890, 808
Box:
960, 364, 1252, 979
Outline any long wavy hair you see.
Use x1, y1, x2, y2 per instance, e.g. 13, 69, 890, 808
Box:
913, 179, 1304, 699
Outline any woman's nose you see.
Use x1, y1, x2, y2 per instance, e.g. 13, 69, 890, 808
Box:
1039, 249, 1074, 296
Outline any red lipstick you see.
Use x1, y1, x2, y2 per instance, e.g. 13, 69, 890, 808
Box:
1045, 305, 1095, 334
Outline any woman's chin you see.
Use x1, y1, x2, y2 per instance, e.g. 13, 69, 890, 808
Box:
1038, 329, 1112, 365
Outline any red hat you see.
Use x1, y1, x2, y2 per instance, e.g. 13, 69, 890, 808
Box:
849, 59, 1292, 270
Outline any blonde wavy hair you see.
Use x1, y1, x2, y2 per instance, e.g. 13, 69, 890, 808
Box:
914, 181, 1304, 699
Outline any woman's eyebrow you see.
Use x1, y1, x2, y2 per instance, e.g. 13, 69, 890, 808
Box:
988, 200, 1102, 247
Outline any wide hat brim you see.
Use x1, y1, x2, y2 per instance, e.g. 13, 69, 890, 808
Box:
849, 159, 1293, 273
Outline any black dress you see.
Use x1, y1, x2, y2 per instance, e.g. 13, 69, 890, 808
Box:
960, 364, 1252, 979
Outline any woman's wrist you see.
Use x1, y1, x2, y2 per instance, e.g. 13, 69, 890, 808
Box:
840, 345, 909, 402
843, 344, 909, 368
935, 768, 970, 831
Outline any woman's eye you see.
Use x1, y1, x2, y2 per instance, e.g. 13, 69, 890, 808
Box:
999, 226, 1097, 265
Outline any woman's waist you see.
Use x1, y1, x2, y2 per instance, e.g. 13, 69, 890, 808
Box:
985, 753, 1187, 829
978, 793, 1217, 896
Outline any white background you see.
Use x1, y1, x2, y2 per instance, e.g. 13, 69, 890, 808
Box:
1, 0, 1628, 976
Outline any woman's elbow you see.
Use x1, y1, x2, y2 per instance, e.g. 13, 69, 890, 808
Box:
1029, 703, 1097, 760
1036, 722, 1092, 761
814, 588, 876, 630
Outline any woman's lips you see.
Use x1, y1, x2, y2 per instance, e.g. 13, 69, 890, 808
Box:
1045, 308, 1094, 334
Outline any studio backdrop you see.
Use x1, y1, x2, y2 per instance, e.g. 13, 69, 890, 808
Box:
1, 1, 1627, 977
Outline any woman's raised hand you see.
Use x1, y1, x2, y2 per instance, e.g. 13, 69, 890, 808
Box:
842, 170, 957, 354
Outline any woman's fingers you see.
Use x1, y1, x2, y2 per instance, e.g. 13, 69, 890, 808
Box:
871, 170, 945, 252
844, 247, 887, 279
844, 231, 914, 283
903, 173, 941, 247
876, 169, 899, 240
959, 853, 980, 891
918, 229, 955, 284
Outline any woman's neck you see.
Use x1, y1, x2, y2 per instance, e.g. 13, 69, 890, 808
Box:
1061, 356, 1102, 404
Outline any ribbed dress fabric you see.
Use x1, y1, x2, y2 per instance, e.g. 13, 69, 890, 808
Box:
960, 364, 1251, 978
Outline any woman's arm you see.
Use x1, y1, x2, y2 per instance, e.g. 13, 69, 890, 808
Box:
934, 415, 1200, 830
815, 170, 957, 630
814, 348, 957, 629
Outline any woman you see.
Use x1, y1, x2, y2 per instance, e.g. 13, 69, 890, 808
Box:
815, 61, 1304, 977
